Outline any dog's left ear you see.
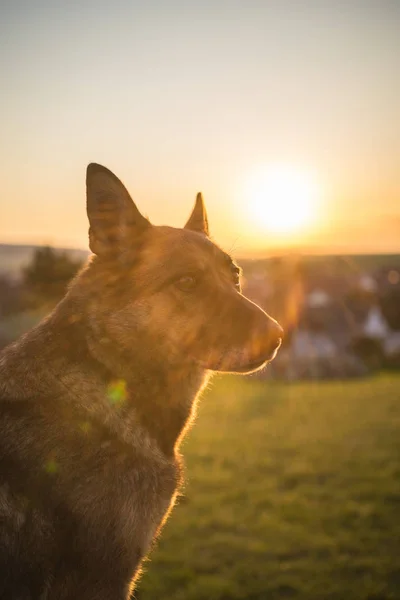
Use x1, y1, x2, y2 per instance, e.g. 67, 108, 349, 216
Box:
184, 192, 209, 236
86, 163, 150, 256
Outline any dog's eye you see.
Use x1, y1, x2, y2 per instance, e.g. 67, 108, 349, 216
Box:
175, 275, 198, 292
231, 264, 241, 290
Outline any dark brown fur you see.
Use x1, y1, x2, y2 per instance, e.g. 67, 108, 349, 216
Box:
0, 164, 282, 598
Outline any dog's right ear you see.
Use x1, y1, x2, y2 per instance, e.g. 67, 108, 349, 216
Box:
86, 163, 150, 256
184, 192, 209, 236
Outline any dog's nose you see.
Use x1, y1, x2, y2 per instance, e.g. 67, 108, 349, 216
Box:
266, 321, 283, 357
272, 321, 284, 340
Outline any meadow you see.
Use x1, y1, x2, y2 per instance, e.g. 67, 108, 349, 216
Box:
137, 374, 400, 600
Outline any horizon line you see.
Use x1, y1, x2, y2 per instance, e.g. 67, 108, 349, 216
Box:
1, 240, 400, 260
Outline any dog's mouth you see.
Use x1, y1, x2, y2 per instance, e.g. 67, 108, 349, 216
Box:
230, 340, 282, 374
190, 338, 282, 373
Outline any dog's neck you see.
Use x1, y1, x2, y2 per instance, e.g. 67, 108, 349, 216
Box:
85, 326, 207, 456
5, 294, 208, 457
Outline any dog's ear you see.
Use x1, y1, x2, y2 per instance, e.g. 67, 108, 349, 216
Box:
184, 192, 209, 236
86, 163, 150, 256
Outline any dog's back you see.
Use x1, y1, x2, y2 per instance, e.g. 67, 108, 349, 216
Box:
0, 164, 282, 598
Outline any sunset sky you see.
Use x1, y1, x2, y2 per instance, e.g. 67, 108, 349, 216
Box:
1, 0, 399, 255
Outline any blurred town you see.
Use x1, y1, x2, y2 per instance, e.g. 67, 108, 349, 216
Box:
1, 245, 400, 381
242, 255, 400, 380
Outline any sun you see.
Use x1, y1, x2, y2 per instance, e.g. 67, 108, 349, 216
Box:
245, 164, 320, 235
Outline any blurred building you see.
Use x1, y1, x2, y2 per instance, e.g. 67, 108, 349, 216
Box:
242, 257, 400, 380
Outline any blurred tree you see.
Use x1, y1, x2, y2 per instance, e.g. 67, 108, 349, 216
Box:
23, 246, 83, 305
0, 275, 23, 316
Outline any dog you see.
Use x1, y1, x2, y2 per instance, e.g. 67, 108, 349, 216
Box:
0, 163, 282, 599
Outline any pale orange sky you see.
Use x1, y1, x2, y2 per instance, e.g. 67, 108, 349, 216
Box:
1, 1, 399, 255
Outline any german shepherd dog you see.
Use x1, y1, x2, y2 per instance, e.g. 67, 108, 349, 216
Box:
0, 164, 282, 599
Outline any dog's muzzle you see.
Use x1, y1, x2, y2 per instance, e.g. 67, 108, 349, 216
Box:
234, 326, 283, 373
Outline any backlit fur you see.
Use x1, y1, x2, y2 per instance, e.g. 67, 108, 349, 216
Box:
0, 163, 282, 598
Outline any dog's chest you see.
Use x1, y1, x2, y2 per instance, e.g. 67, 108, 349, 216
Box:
65, 433, 180, 568
111, 451, 179, 554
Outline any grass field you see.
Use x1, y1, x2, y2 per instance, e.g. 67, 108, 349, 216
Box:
137, 374, 400, 600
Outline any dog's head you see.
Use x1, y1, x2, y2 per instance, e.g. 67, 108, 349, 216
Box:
83, 163, 282, 374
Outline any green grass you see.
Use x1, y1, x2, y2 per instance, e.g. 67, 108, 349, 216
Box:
137, 374, 400, 600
